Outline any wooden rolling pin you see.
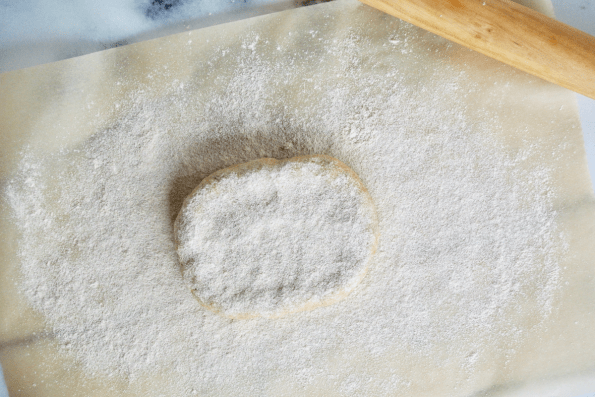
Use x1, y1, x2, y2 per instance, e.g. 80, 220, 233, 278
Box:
358, 0, 595, 99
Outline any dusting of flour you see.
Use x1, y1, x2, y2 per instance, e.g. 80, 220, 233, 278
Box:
4, 8, 564, 396
175, 156, 378, 319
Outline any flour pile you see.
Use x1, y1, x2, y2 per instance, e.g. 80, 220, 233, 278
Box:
175, 156, 378, 319
4, 11, 564, 396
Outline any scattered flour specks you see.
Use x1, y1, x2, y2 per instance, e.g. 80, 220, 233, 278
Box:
5, 8, 564, 396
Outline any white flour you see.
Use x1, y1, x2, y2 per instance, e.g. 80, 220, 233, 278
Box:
4, 10, 564, 396
175, 156, 378, 319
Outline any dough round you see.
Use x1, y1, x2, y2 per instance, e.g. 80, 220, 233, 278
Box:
174, 155, 378, 319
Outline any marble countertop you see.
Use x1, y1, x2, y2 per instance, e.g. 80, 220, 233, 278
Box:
550, 0, 595, 195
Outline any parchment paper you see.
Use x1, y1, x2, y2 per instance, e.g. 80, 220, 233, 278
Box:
1, 0, 594, 396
